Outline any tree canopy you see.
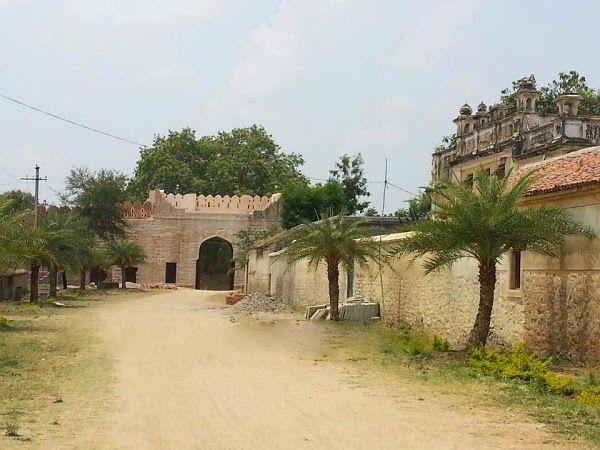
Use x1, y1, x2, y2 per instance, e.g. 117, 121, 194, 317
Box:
63, 168, 129, 241
127, 125, 306, 199
280, 181, 347, 229
328, 153, 370, 214
0, 190, 35, 215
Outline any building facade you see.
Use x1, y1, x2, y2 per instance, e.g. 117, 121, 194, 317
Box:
119, 189, 281, 290
432, 75, 600, 184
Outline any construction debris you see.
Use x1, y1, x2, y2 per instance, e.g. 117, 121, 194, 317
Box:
230, 293, 282, 314
306, 299, 380, 321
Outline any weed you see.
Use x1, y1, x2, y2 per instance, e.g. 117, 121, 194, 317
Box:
585, 372, 599, 387
4, 411, 20, 437
0, 316, 8, 328
432, 335, 450, 351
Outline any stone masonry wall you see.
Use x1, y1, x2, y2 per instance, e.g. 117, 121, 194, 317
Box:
524, 270, 600, 362
352, 251, 524, 349
123, 190, 280, 289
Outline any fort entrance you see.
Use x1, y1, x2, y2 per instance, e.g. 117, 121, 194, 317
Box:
195, 237, 234, 290
122, 190, 281, 289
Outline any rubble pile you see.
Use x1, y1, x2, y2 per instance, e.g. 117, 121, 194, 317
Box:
230, 293, 282, 314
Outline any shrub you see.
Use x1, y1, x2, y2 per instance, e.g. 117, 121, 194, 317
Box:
0, 316, 8, 328
4, 411, 20, 437
432, 335, 450, 351
468, 345, 578, 396
469, 345, 550, 382
576, 386, 600, 406
540, 373, 576, 396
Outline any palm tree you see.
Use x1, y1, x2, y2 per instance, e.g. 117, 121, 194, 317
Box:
75, 245, 108, 292
0, 200, 33, 274
0, 203, 56, 302
39, 211, 93, 298
278, 215, 386, 320
396, 170, 594, 347
107, 241, 146, 289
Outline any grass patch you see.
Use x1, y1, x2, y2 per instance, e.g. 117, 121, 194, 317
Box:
319, 321, 600, 446
0, 289, 146, 445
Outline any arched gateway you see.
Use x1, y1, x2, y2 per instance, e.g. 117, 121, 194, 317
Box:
120, 190, 281, 290
195, 237, 234, 290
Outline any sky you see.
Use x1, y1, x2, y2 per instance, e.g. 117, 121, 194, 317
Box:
1, 0, 600, 213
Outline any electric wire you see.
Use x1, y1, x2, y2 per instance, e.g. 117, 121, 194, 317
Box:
0, 93, 147, 147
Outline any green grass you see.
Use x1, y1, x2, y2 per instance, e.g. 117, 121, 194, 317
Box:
320, 321, 600, 446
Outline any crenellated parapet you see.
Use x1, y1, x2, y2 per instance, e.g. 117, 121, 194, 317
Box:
122, 201, 154, 219
163, 191, 281, 214
123, 190, 281, 219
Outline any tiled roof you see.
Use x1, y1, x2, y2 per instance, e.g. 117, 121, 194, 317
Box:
512, 146, 600, 195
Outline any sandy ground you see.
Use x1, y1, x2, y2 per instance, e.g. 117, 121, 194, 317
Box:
55, 288, 575, 450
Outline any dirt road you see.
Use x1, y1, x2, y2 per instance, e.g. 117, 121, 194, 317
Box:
90, 289, 572, 449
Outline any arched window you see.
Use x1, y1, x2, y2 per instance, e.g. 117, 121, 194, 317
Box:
526, 98, 532, 111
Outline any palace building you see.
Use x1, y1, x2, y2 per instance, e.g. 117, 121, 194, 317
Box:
432, 75, 600, 184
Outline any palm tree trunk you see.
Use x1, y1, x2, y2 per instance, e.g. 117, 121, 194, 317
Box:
79, 268, 87, 292
327, 262, 340, 321
120, 265, 127, 289
30, 263, 39, 302
49, 267, 58, 298
468, 260, 497, 347
61, 271, 68, 290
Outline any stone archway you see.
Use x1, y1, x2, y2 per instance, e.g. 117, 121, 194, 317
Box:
195, 237, 234, 290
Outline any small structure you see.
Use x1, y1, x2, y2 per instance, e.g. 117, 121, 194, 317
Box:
0, 269, 28, 300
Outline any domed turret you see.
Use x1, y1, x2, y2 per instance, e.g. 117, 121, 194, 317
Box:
477, 102, 487, 112
459, 103, 472, 116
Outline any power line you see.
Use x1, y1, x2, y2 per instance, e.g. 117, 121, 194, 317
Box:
386, 181, 417, 196
0, 93, 147, 147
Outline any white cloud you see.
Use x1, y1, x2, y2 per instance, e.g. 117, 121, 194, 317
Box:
230, 0, 345, 96
392, 0, 475, 71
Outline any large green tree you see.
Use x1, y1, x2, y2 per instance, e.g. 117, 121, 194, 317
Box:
63, 168, 129, 241
128, 126, 306, 199
396, 171, 594, 347
0, 190, 35, 215
329, 154, 370, 214
280, 181, 347, 229
393, 191, 431, 221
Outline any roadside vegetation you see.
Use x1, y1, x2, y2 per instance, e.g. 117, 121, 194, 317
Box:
318, 321, 600, 445
0, 290, 148, 444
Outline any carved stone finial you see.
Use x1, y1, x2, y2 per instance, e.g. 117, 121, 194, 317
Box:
459, 103, 472, 115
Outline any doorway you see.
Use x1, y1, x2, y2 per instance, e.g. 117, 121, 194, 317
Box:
195, 237, 234, 290
165, 262, 177, 284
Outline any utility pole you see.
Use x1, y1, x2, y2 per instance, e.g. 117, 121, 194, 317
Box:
378, 158, 388, 310
21, 165, 47, 229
